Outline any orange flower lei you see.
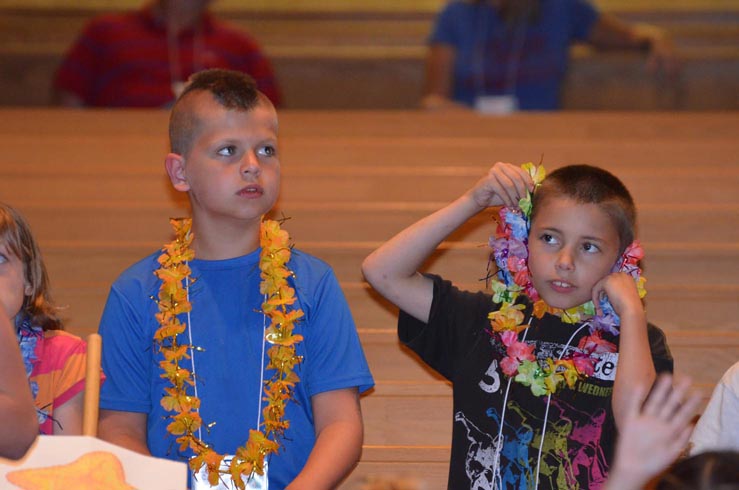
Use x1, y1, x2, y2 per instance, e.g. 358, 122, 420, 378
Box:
154, 217, 304, 489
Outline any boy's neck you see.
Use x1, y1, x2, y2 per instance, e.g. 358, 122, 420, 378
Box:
190, 217, 261, 260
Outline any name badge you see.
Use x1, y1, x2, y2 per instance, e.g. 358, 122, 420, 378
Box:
192, 457, 268, 490
474, 95, 519, 115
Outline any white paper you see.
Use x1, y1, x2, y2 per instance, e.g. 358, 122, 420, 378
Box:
0, 435, 187, 490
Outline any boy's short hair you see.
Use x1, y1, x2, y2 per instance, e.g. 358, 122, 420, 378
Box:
530, 165, 636, 254
169, 68, 269, 156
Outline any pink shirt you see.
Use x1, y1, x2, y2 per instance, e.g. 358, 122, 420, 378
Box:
31, 330, 87, 434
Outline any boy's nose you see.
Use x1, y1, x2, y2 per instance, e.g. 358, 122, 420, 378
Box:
240, 151, 261, 176
555, 249, 575, 271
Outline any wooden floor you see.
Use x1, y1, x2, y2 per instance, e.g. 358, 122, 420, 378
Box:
1, 109, 738, 488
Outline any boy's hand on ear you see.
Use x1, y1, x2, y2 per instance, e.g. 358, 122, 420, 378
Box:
591, 272, 643, 319
468, 162, 533, 210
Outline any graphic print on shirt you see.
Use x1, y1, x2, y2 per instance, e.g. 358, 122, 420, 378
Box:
454, 336, 615, 489
454, 411, 498, 490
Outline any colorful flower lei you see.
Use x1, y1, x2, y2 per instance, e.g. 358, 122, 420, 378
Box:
488, 163, 647, 397
154, 218, 304, 489
16, 316, 48, 426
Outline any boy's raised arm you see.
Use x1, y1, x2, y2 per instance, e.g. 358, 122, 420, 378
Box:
592, 272, 656, 428
362, 162, 532, 323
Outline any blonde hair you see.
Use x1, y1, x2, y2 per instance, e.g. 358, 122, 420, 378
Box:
0, 203, 62, 330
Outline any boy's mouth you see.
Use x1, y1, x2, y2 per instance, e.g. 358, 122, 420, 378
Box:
237, 184, 263, 197
549, 280, 575, 293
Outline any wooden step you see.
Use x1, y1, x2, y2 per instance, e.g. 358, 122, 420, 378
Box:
13, 202, 739, 246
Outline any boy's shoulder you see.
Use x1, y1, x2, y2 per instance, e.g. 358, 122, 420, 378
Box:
288, 247, 331, 269
110, 249, 163, 294
287, 248, 337, 286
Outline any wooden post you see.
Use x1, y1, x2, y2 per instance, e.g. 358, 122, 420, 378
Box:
82, 333, 102, 437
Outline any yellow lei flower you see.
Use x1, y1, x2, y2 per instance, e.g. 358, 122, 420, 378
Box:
155, 218, 303, 489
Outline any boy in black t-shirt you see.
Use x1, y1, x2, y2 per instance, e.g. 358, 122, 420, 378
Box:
362, 163, 672, 489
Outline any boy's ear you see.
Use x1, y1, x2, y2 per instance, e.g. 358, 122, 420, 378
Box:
164, 153, 190, 192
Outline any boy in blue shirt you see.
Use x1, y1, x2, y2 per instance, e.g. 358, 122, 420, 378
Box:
98, 68, 374, 489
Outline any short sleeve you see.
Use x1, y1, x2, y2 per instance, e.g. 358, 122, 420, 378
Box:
41, 331, 88, 408
689, 363, 739, 454
568, 0, 600, 41
428, 2, 465, 46
301, 267, 374, 396
646, 322, 674, 374
98, 284, 153, 413
399, 274, 492, 380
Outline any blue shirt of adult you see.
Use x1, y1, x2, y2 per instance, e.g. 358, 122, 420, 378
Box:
429, 0, 599, 110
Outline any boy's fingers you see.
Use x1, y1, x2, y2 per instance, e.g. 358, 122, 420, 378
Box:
495, 162, 532, 206
656, 375, 689, 420
492, 166, 521, 207
590, 279, 607, 317
642, 373, 673, 416
670, 425, 695, 456
671, 390, 702, 429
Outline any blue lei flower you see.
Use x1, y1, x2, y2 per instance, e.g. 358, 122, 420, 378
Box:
15, 316, 48, 426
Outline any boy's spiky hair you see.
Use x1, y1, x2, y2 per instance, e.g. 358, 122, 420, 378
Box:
169, 69, 267, 156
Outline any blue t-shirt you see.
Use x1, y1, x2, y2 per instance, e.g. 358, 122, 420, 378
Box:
99, 247, 374, 489
430, 0, 599, 110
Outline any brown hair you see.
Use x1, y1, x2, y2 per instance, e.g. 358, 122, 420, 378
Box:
656, 451, 739, 490
530, 165, 636, 254
0, 203, 62, 330
169, 68, 268, 156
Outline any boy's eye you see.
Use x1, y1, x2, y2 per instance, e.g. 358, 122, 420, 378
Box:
217, 146, 237, 157
582, 242, 600, 253
0, 253, 6, 264
258, 145, 276, 157
540, 233, 557, 245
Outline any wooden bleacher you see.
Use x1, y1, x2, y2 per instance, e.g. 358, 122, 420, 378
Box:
1, 108, 737, 488
0, 1, 737, 109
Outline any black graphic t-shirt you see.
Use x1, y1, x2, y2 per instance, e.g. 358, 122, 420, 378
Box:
399, 275, 673, 490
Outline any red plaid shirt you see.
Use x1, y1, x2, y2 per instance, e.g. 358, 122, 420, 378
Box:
54, 7, 282, 107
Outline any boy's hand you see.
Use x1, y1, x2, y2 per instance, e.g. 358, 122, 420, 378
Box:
606, 374, 701, 490
591, 272, 642, 319
468, 162, 534, 210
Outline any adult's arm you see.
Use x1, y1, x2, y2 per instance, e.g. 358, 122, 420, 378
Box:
0, 314, 38, 459
588, 14, 679, 76
421, 44, 467, 110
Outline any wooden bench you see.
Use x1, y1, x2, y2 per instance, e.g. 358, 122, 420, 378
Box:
1, 109, 737, 487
